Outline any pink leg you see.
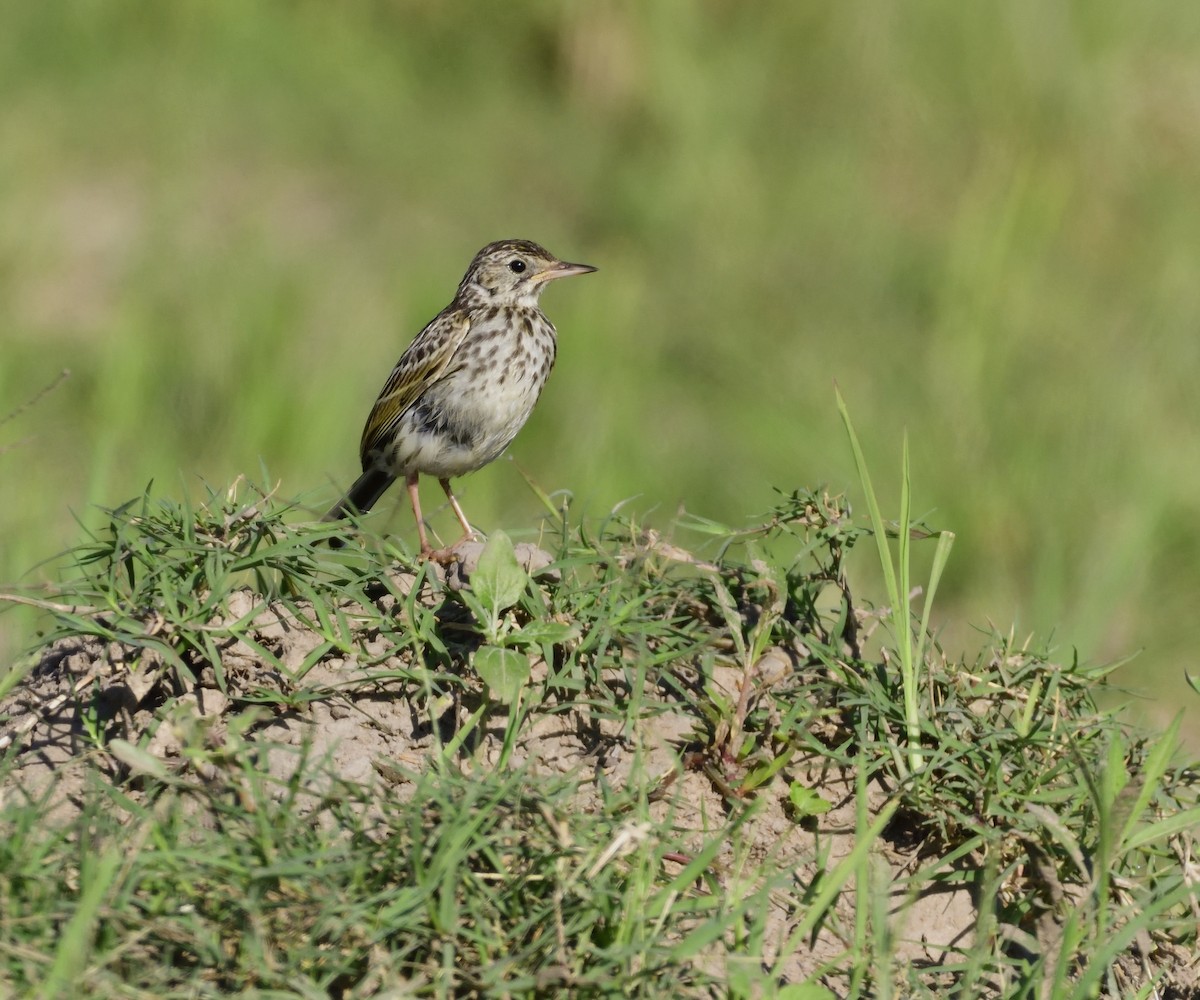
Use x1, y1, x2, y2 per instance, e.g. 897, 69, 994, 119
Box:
439, 478, 477, 544
406, 472, 432, 556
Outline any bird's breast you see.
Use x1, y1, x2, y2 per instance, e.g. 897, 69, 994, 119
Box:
377, 309, 558, 478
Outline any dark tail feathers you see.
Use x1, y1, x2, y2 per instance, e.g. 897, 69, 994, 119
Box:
323, 469, 395, 545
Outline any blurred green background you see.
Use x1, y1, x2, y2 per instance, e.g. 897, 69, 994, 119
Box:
2, 2, 1198, 735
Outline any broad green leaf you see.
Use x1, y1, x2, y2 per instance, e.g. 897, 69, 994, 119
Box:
473, 645, 531, 704
472, 531, 527, 615
508, 619, 579, 647
788, 782, 833, 818
741, 747, 794, 791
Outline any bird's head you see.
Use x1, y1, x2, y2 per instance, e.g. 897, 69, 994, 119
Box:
457, 239, 596, 307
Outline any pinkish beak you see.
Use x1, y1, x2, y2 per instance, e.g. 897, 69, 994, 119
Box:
534, 259, 598, 283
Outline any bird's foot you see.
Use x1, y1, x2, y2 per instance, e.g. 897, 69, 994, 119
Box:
420, 531, 479, 565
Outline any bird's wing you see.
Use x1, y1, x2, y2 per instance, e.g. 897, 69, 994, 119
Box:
359, 308, 473, 461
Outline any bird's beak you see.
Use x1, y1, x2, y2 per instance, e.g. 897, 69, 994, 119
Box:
533, 260, 598, 283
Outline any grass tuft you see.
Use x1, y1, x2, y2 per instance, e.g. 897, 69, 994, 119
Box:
0, 478, 1196, 997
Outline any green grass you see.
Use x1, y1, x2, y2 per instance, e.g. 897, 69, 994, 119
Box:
3, 3, 1200, 731
0, 477, 1196, 996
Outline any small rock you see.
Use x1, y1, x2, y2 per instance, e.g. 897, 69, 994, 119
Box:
442, 540, 559, 591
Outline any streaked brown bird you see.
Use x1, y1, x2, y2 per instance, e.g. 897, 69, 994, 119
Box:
325, 239, 596, 557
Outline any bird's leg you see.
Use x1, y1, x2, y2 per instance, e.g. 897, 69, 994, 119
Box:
439, 478, 477, 545
406, 472, 433, 557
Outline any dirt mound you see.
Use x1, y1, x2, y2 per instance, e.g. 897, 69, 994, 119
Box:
2, 502, 1196, 997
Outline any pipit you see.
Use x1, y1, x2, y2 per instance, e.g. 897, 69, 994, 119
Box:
325, 239, 596, 558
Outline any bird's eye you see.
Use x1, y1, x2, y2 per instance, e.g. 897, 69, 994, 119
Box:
508, 259, 526, 273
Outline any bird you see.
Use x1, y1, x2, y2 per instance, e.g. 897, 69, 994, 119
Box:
324, 239, 596, 558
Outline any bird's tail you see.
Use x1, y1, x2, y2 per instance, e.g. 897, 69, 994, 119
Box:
323, 469, 395, 545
